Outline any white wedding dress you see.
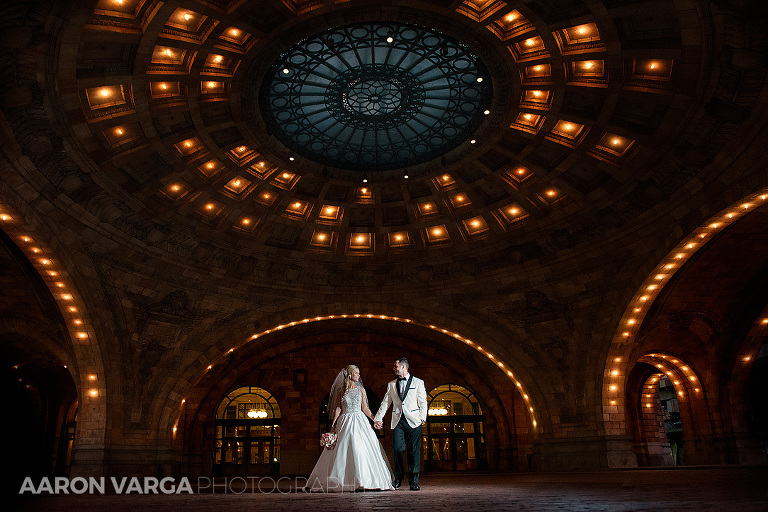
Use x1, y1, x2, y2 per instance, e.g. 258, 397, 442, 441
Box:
306, 386, 394, 492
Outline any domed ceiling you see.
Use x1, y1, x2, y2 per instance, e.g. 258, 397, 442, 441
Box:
21, 0, 766, 266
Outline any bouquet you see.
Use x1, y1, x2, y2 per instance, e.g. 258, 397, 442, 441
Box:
320, 432, 337, 449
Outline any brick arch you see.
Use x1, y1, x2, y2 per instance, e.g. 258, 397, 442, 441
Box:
626, 353, 715, 466
602, 189, 768, 452
155, 303, 544, 448
172, 318, 536, 475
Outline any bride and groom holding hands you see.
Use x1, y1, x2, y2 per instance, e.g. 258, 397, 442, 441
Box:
306, 357, 428, 492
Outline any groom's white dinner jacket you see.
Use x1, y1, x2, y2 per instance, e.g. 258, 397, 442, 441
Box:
374, 375, 428, 429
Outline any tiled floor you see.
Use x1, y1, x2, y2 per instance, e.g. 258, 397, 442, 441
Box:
13, 467, 768, 512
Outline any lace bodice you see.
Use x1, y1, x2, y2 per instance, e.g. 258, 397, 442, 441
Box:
341, 386, 363, 414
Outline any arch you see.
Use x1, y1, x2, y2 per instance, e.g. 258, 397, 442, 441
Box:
212, 386, 282, 476
601, 188, 768, 448
0, 205, 107, 476
626, 353, 711, 466
165, 310, 542, 455
425, 383, 488, 470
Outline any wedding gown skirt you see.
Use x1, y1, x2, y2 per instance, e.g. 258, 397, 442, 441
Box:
307, 387, 394, 492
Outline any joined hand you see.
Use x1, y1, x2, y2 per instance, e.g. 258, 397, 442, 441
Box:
373, 421, 383, 430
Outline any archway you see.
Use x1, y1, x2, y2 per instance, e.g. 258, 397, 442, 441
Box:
425, 383, 488, 471
212, 386, 281, 476
0, 335, 78, 493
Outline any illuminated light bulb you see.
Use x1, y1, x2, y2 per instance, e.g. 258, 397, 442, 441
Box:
231, 29, 239, 36
238, 146, 245, 152
609, 385, 617, 391
183, 13, 191, 21
88, 374, 97, 380
325, 207, 334, 215
356, 235, 365, 244
647, 285, 656, 290
584, 61, 593, 69
546, 190, 556, 196
678, 391, 684, 396
386, 36, 394, 43
456, 196, 465, 202
55, 282, 64, 288
646, 403, 652, 408
526, 38, 534, 46
610, 400, 617, 405
424, 204, 431, 210
533, 90, 541, 97
614, 357, 622, 362
171, 184, 180, 192
361, 188, 368, 194
184, 141, 191, 147
282, 68, 290, 74
317, 234, 326, 241
395, 234, 403, 241
21, 236, 31, 242
89, 389, 98, 397
293, 202, 302, 209
160, 83, 167, 90
471, 220, 480, 228
470, 139, 476, 144
611, 370, 619, 376
263, 193, 270, 199
633, 308, 641, 312
68, 307, 77, 312
484, 109, 490, 115
214, 55, 223, 63
115, 128, 123, 135
165, 49, 172, 56
744, 356, 751, 361
689, 376, 696, 381
432, 228, 443, 236
289, 157, 295, 161
650, 62, 657, 69
233, 180, 241, 186
76, 332, 88, 339
612, 138, 620, 145
578, 27, 586, 34
622, 332, 630, 337
507, 13, 516, 21
509, 208, 518, 215
241, 218, 250, 225
525, 113, 532, 120
535, 65, 541, 71
564, 123, 572, 130
517, 168, 525, 174
74, 319, 82, 325
100, 89, 110, 97
476, 77, 483, 82
640, 296, 649, 301
208, 82, 216, 88
282, 173, 291, 179
40, 259, 51, 265
205, 203, 214, 210
32, 248, 40, 253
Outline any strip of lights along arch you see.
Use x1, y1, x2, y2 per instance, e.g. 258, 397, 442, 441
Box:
258, 22, 492, 172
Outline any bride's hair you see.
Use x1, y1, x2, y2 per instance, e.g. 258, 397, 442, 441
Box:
328, 364, 362, 419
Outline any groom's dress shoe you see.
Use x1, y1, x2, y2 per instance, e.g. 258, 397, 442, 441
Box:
409, 485, 420, 491
392, 481, 401, 489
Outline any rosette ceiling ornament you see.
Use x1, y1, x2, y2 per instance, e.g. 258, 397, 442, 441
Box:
258, 22, 493, 173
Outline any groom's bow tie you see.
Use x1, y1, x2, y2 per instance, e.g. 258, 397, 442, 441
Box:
397, 377, 406, 382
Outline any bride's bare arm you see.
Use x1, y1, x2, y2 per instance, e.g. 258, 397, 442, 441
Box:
360, 387, 375, 421
331, 407, 341, 431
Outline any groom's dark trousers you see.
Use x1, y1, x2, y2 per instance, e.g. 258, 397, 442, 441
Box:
392, 415, 422, 486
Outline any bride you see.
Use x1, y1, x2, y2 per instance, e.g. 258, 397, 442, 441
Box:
306, 365, 394, 492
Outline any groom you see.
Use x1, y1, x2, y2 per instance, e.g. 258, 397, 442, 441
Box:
374, 357, 428, 490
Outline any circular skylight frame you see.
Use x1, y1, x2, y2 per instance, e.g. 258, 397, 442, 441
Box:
258, 22, 493, 173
